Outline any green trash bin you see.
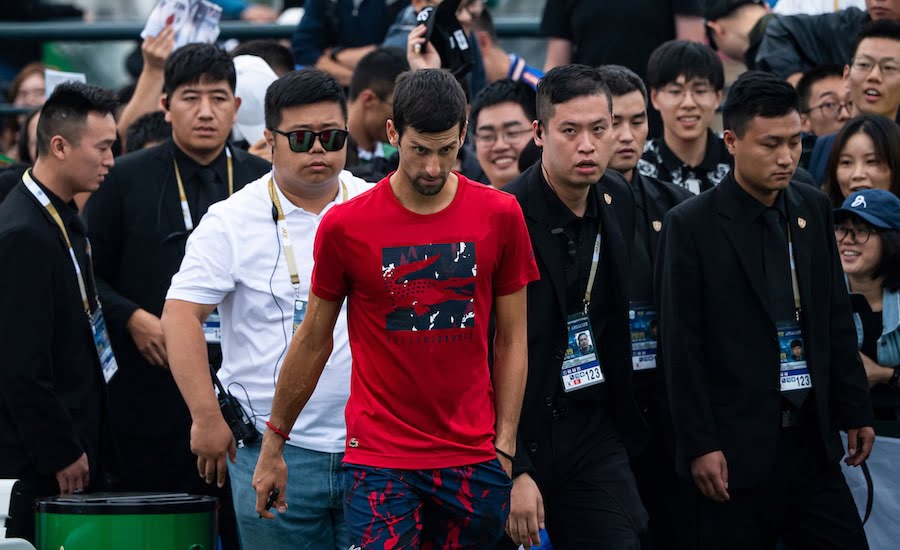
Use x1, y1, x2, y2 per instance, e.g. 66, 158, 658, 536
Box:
35, 493, 217, 550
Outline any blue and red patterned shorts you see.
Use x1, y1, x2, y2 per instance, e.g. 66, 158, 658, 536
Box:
343, 458, 512, 549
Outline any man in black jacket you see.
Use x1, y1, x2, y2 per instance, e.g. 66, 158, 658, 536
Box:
502, 64, 648, 550
85, 45, 270, 498
656, 71, 874, 549
0, 82, 117, 543
600, 64, 694, 550
704, 0, 887, 83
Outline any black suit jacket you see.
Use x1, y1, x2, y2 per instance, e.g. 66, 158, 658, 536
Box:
0, 181, 110, 484
503, 163, 647, 477
630, 172, 695, 265
84, 140, 270, 437
655, 174, 874, 487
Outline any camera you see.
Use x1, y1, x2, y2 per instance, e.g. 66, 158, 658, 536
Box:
416, 0, 475, 77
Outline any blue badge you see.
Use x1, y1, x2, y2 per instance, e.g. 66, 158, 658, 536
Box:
777, 320, 812, 392
203, 308, 222, 344
629, 301, 657, 371
91, 308, 118, 383
561, 313, 604, 392
293, 299, 307, 335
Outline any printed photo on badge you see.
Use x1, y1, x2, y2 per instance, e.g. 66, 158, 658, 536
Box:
573, 331, 594, 356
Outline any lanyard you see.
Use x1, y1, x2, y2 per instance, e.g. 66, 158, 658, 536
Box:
173, 146, 234, 231
786, 224, 802, 314
267, 177, 347, 293
22, 170, 94, 317
582, 230, 603, 315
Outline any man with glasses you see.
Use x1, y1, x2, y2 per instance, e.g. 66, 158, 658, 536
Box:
809, 20, 900, 184
639, 40, 729, 195
798, 66, 853, 140
471, 79, 536, 189
843, 20, 900, 120
85, 45, 270, 544
797, 65, 853, 168
162, 69, 369, 549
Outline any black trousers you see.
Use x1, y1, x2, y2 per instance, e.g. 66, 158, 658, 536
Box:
500, 403, 648, 550
689, 425, 868, 550
630, 407, 686, 550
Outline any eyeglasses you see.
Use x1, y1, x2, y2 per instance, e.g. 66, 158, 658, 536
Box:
474, 128, 531, 146
657, 85, 716, 103
835, 224, 878, 244
850, 57, 900, 78
804, 99, 853, 119
270, 128, 349, 153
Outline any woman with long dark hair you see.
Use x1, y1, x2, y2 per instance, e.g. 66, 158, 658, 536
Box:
823, 114, 900, 207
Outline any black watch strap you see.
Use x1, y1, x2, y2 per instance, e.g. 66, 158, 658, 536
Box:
890, 367, 900, 388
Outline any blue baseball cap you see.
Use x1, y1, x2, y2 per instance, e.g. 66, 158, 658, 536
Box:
835, 189, 900, 231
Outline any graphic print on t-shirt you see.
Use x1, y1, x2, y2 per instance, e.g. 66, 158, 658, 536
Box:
382, 242, 477, 331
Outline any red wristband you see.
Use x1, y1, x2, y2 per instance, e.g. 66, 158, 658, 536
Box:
265, 420, 291, 441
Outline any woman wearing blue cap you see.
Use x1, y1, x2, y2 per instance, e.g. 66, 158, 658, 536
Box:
835, 188, 900, 436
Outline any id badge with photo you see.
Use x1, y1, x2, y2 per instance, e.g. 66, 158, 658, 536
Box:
561, 313, 604, 392
777, 320, 812, 393
629, 301, 657, 371
293, 298, 307, 335
202, 308, 222, 344
90, 308, 118, 383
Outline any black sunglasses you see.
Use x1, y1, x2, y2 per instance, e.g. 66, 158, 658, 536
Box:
271, 128, 349, 153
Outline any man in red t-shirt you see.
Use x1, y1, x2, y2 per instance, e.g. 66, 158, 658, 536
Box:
253, 68, 539, 548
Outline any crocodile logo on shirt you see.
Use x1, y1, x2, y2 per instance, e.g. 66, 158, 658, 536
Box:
382, 242, 477, 331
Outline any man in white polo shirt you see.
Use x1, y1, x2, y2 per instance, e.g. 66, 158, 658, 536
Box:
161, 69, 370, 549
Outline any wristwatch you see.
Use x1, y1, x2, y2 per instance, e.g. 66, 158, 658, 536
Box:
890, 367, 900, 389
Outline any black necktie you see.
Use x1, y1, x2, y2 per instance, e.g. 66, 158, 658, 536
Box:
762, 208, 809, 408
194, 167, 220, 221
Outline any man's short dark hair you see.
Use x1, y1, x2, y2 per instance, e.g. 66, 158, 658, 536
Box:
536, 64, 612, 123
597, 65, 648, 103
851, 20, 900, 60
790, 339, 802, 348
646, 40, 725, 91
796, 65, 844, 112
392, 69, 467, 136
164, 43, 236, 100
722, 71, 800, 138
126, 111, 171, 152
231, 39, 294, 76
471, 79, 536, 130
265, 69, 347, 131
349, 47, 409, 101
36, 82, 118, 156
472, 8, 498, 42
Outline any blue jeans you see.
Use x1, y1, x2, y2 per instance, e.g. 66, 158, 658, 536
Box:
228, 437, 347, 550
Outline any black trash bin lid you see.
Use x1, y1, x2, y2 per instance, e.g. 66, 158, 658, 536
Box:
37, 493, 217, 515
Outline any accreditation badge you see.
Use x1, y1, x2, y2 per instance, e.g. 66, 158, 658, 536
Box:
202, 308, 222, 344
90, 308, 118, 383
561, 313, 604, 392
629, 301, 657, 371
292, 298, 308, 335
777, 320, 812, 393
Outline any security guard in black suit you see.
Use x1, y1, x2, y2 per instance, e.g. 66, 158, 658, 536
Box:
501, 65, 648, 550
84, 45, 269, 510
656, 71, 874, 549
0, 83, 119, 543
598, 64, 695, 550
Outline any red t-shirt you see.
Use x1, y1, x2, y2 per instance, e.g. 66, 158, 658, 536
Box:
311, 172, 539, 469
